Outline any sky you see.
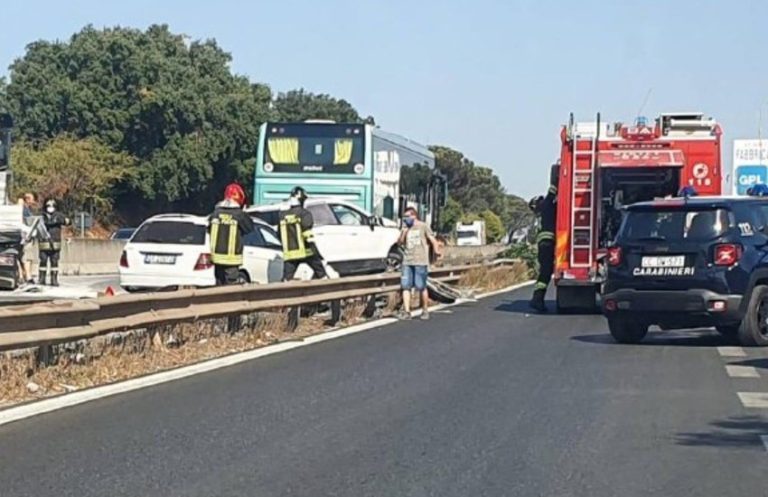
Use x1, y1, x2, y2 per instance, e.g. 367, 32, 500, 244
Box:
1, 0, 767, 198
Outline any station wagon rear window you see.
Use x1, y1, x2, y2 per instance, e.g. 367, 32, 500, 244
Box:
620, 208, 731, 242
132, 221, 206, 245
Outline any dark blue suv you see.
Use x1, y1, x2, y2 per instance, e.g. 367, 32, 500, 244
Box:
603, 195, 768, 346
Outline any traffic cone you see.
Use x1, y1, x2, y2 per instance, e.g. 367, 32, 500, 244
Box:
104, 286, 115, 297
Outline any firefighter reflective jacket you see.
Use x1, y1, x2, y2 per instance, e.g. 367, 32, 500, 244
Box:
536, 185, 558, 244
39, 211, 68, 251
279, 206, 316, 261
209, 200, 255, 266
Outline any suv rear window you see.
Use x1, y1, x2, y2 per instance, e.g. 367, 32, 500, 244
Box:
132, 221, 206, 245
620, 208, 731, 242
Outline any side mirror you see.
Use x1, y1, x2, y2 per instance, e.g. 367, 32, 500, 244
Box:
367, 216, 377, 230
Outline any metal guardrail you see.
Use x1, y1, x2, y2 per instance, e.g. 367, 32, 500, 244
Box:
0, 264, 496, 352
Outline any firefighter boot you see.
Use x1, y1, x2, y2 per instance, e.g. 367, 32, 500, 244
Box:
39, 270, 48, 286
529, 288, 547, 313
51, 271, 59, 287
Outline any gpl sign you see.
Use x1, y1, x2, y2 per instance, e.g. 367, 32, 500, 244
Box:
735, 165, 767, 195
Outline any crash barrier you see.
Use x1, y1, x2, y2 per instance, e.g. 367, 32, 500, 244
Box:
24, 239, 126, 276
0, 263, 517, 352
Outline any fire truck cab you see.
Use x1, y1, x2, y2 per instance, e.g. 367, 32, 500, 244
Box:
554, 112, 723, 312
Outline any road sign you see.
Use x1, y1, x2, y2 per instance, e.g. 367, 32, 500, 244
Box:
733, 139, 768, 195
735, 165, 768, 195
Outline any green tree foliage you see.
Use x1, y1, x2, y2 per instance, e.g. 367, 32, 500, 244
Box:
11, 136, 134, 217
480, 209, 505, 243
4, 24, 272, 217
439, 197, 464, 233
273, 89, 364, 123
430, 145, 534, 237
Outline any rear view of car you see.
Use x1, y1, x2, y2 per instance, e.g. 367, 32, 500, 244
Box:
603, 197, 767, 345
119, 215, 214, 291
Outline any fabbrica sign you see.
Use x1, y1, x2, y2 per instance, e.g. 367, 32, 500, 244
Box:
733, 140, 768, 195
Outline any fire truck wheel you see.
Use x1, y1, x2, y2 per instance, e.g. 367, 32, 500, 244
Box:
608, 315, 648, 344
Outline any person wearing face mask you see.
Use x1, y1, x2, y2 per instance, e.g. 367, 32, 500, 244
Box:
397, 207, 441, 320
279, 186, 327, 281
39, 199, 69, 286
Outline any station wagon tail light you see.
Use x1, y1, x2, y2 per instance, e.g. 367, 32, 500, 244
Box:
607, 246, 622, 266
119, 251, 129, 268
194, 253, 213, 271
714, 244, 742, 266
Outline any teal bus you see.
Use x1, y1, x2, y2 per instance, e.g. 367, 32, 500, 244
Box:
254, 121, 435, 220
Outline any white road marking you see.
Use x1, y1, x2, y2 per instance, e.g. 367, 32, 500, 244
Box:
725, 365, 761, 378
717, 346, 747, 357
737, 392, 768, 408
761, 435, 768, 453
0, 280, 534, 427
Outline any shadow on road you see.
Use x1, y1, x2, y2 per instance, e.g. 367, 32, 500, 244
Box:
675, 415, 768, 449
571, 330, 738, 348
730, 358, 768, 370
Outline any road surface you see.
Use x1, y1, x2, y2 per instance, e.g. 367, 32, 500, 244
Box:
1, 286, 767, 496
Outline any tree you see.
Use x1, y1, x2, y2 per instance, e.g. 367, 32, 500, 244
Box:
273, 89, 362, 123
440, 197, 464, 233
3, 24, 272, 219
480, 209, 505, 243
11, 136, 134, 218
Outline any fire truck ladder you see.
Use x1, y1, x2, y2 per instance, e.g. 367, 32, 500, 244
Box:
569, 112, 600, 268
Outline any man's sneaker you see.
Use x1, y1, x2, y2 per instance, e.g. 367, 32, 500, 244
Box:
396, 310, 412, 320
420, 310, 430, 321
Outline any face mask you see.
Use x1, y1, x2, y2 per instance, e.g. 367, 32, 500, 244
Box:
404, 217, 415, 227
46, 206, 55, 214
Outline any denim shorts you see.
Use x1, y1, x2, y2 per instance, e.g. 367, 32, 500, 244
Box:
401, 264, 428, 291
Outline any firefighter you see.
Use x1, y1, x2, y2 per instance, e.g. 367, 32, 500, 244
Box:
39, 199, 68, 286
529, 183, 558, 312
208, 183, 255, 285
279, 187, 327, 281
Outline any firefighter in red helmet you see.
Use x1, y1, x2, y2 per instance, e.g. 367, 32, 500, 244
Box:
208, 183, 255, 285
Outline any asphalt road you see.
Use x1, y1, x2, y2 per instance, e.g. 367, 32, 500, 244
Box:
1, 286, 767, 496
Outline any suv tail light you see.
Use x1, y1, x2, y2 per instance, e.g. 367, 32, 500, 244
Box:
119, 251, 129, 268
607, 246, 622, 266
194, 253, 213, 271
714, 244, 742, 266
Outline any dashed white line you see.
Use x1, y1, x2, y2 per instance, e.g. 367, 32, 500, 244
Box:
725, 365, 761, 378
737, 392, 768, 408
717, 346, 747, 357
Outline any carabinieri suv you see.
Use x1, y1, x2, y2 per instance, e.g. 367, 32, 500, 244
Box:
603, 195, 768, 347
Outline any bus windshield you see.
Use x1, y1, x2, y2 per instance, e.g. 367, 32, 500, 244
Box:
264, 123, 365, 174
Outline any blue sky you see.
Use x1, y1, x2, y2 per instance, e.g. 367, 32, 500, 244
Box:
1, 0, 766, 197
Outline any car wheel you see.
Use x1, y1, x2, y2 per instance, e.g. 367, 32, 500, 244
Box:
386, 247, 403, 272
237, 270, 251, 284
715, 324, 740, 338
608, 314, 648, 344
738, 284, 768, 347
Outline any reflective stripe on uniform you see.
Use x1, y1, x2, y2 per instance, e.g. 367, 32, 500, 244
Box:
537, 231, 554, 243
211, 253, 242, 265
548, 185, 557, 195
535, 281, 548, 290
280, 215, 313, 261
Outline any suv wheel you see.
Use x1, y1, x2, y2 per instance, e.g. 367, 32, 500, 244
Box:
608, 315, 649, 344
738, 284, 768, 347
237, 270, 251, 285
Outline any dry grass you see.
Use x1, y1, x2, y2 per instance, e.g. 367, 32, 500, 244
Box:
0, 264, 527, 408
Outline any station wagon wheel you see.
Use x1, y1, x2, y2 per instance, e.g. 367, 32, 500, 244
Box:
386, 247, 403, 272
758, 296, 768, 339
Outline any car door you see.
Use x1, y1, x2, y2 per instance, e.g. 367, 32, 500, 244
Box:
242, 226, 284, 283
326, 203, 371, 262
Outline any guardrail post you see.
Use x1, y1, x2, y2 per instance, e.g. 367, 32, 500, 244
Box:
329, 300, 341, 326
36, 343, 54, 367
363, 296, 377, 319
287, 306, 300, 332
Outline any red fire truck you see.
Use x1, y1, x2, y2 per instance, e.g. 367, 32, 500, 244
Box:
553, 112, 723, 311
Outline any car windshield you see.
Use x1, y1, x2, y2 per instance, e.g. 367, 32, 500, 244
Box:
131, 221, 205, 245
620, 208, 731, 242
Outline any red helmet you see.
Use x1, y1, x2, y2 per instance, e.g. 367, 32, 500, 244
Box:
224, 183, 246, 206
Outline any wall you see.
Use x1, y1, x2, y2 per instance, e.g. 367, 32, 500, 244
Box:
26, 240, 125, 276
